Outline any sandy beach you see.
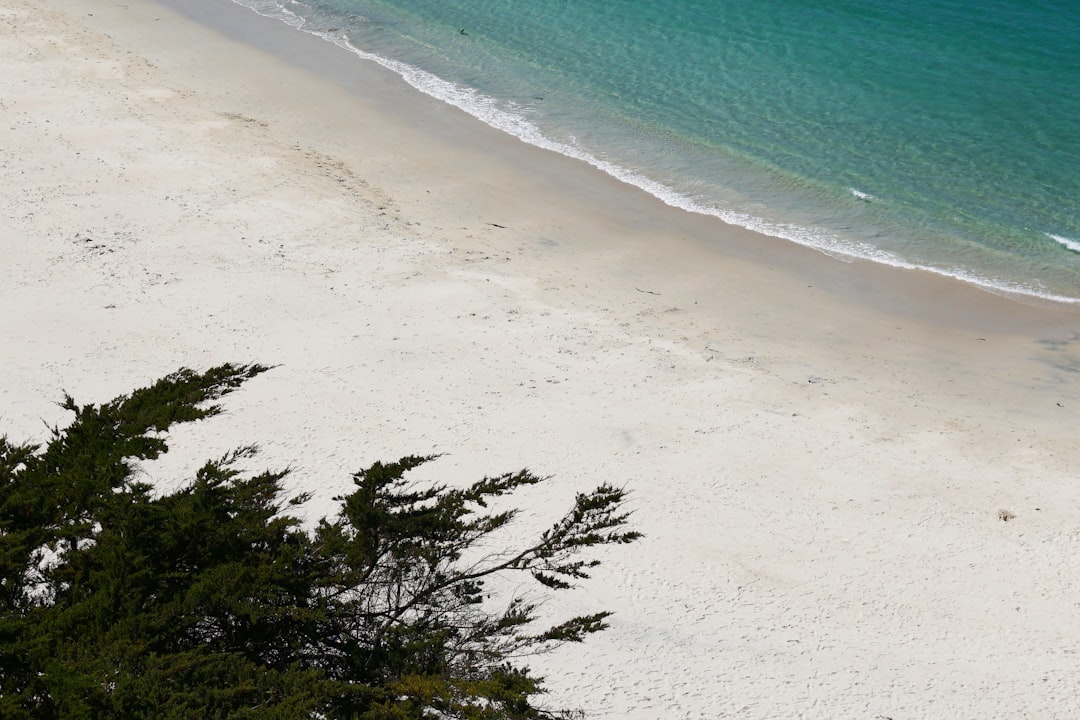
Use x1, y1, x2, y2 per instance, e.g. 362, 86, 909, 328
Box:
4, 0, 1080, 717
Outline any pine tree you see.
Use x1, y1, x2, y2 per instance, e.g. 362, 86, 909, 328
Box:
0, 366, 639, 719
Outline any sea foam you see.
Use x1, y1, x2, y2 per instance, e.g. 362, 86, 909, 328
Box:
228, 0, 1080, 306
1049, 233, 1080, 254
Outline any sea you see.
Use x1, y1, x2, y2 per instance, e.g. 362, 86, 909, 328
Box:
229, 0, 1080, 303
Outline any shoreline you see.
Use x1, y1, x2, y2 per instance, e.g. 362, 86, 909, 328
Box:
164, 0, 1080, 333
5, 1, 1080, 717
221, 0, 1080, 308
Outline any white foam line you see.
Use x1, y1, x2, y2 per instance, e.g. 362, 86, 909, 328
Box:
1049, 233, 1080, 254
229, 0, 1080, 306
232, 0, 308, 29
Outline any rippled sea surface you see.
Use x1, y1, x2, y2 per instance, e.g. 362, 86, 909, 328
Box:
233, 0, 1080, 302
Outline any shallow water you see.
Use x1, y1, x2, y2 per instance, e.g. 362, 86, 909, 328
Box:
231, 0, 1080, 302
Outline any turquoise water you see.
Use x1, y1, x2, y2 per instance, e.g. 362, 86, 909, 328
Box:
233, 0, 1080, 302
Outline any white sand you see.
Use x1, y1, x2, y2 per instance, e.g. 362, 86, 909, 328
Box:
4, 1, 1080, 717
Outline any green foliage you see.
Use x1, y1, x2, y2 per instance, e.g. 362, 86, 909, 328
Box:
0, 366, 639, 719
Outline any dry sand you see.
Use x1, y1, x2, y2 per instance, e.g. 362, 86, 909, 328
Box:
3, 0, 1080, 717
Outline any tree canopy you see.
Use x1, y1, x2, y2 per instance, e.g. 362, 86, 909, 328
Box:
0, 365, 640, 719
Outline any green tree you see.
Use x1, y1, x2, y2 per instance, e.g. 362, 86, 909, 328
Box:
0, 365, 639, 719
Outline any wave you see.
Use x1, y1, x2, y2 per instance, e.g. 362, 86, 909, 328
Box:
228, 0, 1080, 305
1049, 233, 1080, 254
233, 0, 308, 29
